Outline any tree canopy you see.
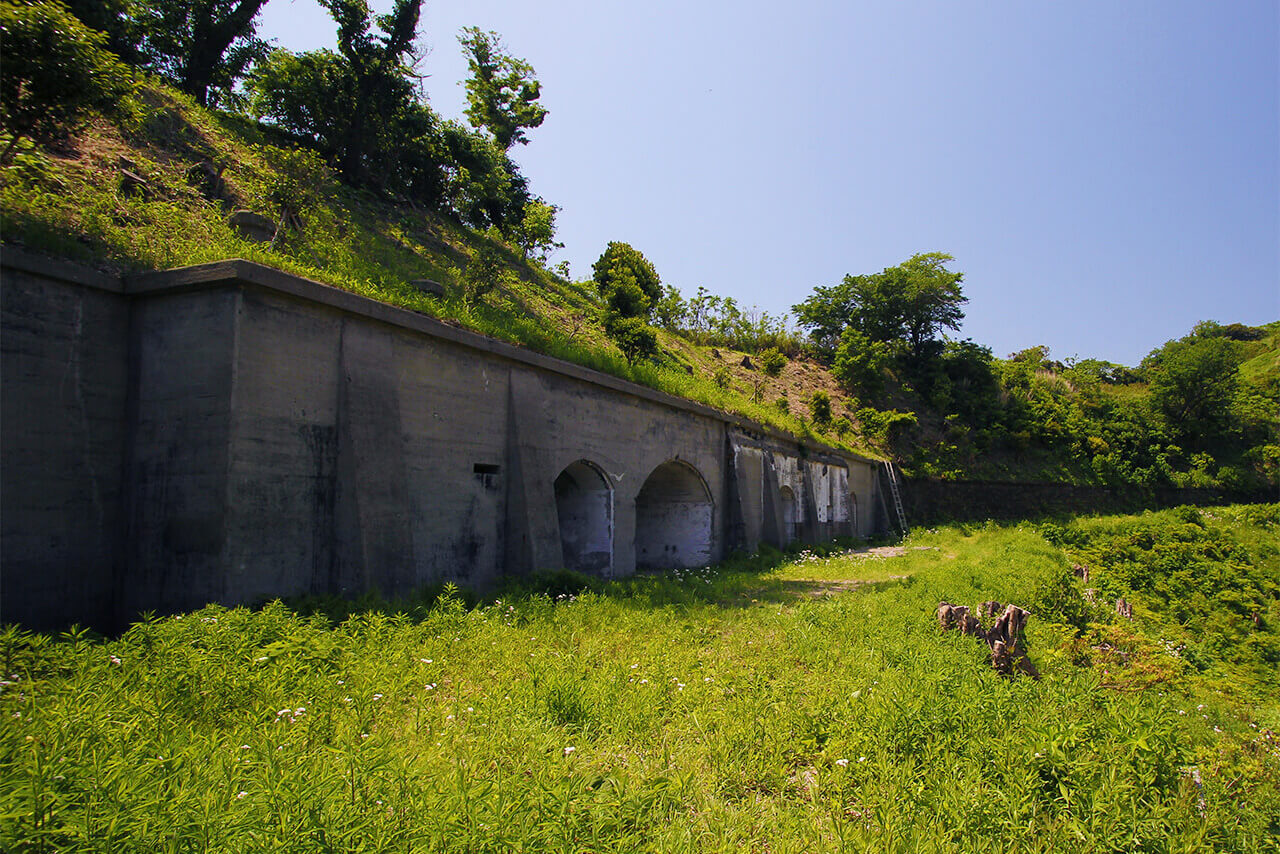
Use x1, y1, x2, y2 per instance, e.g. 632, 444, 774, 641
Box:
134, 0, 271, 106
459, 27, 547, 150
0, 1, 133, 161
793, 252, 966, 357
1146, 336, 1243, 447
592, 242, 662, 318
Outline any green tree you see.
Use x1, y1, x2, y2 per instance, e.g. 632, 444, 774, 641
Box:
592, 243, 662, 362
134, 0, 272, 106
1146, 337, 1243, 447
458, 27, 547, 150
793, 252, 966, 358
653, 285, 689, 331
514, 199, 561, 260
436, 119, 532, 230
248, 0, 427, 187
592, 242, 661, 318
832, 328, 890, 398
0, 1, 133, 161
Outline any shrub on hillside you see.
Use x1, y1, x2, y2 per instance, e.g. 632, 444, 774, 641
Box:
603, 313, 658, 363
808, 390, 832, 425
463, 243, 508, 304
760, 347, 786, 377
0, 1, 133, 161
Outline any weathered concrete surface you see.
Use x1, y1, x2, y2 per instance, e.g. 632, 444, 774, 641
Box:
900, 477, 1275, 525
1, 257, 128, 630
1, 250, 881, 630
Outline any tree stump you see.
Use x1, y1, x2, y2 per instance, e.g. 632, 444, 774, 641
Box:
936, 602, 956, 630
985, 604, 1040, 678
936, 600, 1040, 679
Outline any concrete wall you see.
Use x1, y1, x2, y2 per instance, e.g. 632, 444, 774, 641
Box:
900, 477, 1276, 525
2, 251, 880, 630
1, 257, 130, 630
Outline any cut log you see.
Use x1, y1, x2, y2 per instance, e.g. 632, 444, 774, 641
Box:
954, 605, 982, 637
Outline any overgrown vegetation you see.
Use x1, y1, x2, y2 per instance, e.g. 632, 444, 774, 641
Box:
0, 0, 879, 456
789, 253, 1279, 489
2, 504, 1276, 850
1, 1, 1275, 484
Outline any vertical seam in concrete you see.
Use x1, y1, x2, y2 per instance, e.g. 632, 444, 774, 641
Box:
117, 281, 144, 629
502, 368, 530, 576
220, 287, 244, 603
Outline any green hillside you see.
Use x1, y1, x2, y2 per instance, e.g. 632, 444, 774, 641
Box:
2, 2, 1275, 489
1, 80, 871, 454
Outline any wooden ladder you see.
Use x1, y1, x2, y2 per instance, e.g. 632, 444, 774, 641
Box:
881, 461, 909, 537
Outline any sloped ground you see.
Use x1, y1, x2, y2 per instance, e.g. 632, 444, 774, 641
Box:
0, 84, 878, 458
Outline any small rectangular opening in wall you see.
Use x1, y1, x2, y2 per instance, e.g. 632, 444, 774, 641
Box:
474, 463, 501, 475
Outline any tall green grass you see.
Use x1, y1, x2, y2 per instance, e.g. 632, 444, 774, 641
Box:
2, 506, 1276, 851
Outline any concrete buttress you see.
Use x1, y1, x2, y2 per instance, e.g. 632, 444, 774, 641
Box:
334, 318, 413, 595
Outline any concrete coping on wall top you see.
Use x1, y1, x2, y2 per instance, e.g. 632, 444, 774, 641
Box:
3, 247, 875, 467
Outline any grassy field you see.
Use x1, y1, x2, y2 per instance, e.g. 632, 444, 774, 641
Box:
2, 505, 1277, 851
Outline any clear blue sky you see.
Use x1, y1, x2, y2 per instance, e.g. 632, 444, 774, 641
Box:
257, 0, 1279, 367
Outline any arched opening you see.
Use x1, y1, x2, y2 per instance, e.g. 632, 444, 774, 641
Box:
554, 460, 613, 575
634, 460, 713, 570
780, 485, 797, 544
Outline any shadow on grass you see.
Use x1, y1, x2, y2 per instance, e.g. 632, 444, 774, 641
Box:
278, 538, 910, 626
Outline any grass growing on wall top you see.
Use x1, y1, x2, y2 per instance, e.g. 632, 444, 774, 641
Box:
0, 85, 875, 458
2, 504, 1277, 851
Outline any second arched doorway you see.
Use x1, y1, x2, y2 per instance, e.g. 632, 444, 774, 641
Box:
634, 460, 713, 570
